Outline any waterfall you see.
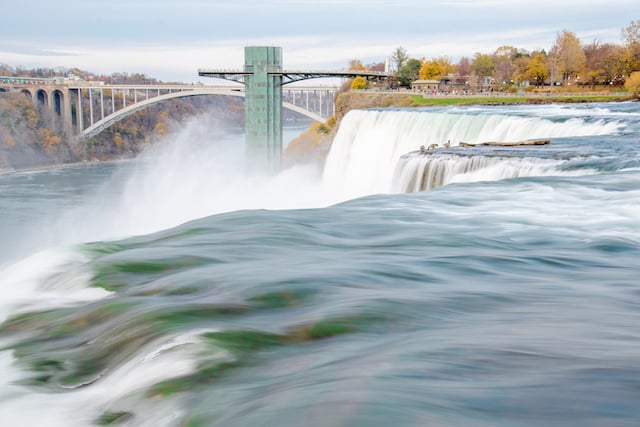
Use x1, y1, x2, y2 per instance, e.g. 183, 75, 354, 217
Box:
392, 153, 589, 193
322, 108, 623, 198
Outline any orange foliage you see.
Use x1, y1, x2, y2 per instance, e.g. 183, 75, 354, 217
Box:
154, 121, 167, 136
3, 134, 15, 148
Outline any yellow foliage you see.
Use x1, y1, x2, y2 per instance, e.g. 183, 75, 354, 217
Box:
348, 59, 366, 71
625, 71, 640, 94
3, 134, 16, 148
351, 76, 368, 90
419, 61, 444, 80
114, 132, 123, 150
26, 110, 39, 128
154, 121, 167, 136
39, 129, 62, 151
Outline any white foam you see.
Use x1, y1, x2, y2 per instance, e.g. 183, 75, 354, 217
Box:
0, 329, 224, 427
322, 109, 623, 199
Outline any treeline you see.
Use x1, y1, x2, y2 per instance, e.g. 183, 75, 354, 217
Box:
352, 19, 640, 91
0, 64, 166, 85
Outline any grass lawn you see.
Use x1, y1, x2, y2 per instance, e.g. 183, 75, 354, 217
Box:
408, 93, 634, 107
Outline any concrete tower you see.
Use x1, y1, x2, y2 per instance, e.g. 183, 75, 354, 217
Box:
244, 46, 283, 173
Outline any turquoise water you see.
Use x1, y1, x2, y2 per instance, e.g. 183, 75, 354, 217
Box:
0, 104, 639, 426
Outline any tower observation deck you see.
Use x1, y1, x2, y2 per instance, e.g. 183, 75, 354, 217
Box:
198, 46, 388, 172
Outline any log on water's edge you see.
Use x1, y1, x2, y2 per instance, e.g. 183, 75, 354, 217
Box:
459, 140, 550, 147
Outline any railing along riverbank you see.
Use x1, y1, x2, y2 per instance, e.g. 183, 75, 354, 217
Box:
352, 89, 632, 98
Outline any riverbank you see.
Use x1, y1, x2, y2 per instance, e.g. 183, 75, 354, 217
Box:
337, 91, 634, 115
0, 158, 135, 176
407, 92, 634, 107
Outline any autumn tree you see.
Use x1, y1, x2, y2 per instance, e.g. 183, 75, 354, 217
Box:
419, 60, 444, 80
456, 57, 471, 76
550, 30, 586, 85
351, 76, 368, 89
348, 59, 366, 71
492, 46, 517, 85
622, 19, 640, 73
511, 51, 531, 85
524, 52, 549, 86
583, 41, 626, 87
470, 53, 494, 89
436, 56, 455, 76
625, 71, 640, 95
113, 132, 123, 150
391, 46, 408, 72
367, 62, 386, 72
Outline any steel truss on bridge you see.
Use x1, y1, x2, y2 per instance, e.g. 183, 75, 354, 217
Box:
197, 69, 389, 85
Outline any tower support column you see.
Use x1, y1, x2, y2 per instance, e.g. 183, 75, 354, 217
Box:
244, 46, 283, 173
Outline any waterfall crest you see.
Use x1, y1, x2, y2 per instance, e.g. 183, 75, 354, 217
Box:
322, 108, 622, 198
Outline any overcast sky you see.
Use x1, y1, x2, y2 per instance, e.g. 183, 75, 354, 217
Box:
1, 0, 637, 82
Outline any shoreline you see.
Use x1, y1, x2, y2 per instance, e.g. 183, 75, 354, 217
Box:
0, 158, 135, 176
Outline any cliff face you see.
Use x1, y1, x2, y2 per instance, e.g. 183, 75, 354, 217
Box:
80, 96, 244, 162
0, 93, 75, 170
333, 92, 415, 120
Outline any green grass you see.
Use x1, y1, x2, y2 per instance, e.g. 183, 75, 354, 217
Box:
408, 93, 634, 107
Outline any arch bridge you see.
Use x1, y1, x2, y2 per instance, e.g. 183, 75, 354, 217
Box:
2, 46, 389, 171
0, 80, 338, 139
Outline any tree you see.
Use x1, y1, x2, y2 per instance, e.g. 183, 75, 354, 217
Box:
622, 19, 640, 45
457, 57, 471, 76
367, 62, 386, 72
525, 52, 549, 86
351, 76, 368, 90
397, 58, 421, 87
419, 60, 444, 80
492, 46, 517, 86
550, 30, 586, 85
470, 53, 494, 89
583, 41, 626, 87
436, 56, 455, 76
391, 46, 408, 72
348, 59, 366, 72
511, 51, 532, 85
622, 19, 640, 73
113, 132, 123, 150
625, 71, 640, 95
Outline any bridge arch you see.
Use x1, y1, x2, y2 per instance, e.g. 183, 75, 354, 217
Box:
81, 88, 324, 139
36, 89, 48, 109
21, 88, 33, 99
53, 89, 65, 117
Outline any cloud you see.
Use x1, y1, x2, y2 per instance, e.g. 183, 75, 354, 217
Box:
1, 0, 634, 82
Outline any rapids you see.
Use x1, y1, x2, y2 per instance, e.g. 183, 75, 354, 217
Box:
0, 102, 639, 426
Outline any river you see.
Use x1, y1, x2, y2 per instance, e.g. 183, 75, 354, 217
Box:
0, 103, 639, 426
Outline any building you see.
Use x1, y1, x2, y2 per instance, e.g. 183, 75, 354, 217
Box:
411, 79, 440, 92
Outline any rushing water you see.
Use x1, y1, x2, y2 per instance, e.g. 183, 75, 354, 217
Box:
0, 103, 639, 426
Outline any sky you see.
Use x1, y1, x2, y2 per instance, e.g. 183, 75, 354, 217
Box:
1, 0, 637, 83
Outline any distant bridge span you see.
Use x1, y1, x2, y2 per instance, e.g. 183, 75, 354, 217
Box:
79, 86, 326, 139
0, 81, 337, 139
